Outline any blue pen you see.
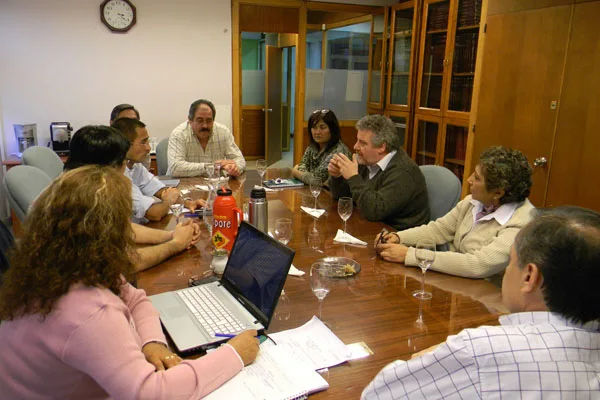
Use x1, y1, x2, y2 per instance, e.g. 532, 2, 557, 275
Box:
214, 333, 236, 338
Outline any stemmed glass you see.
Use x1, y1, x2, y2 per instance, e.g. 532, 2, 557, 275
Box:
310, 262, 334, 321
309, 177, 322, 209
169, 195, 184, 223
256, 159, 267, 187
308, 227, 323, 253
337, 197, 353, 234
205, 163, 215, 191
274, 218, 292, 245
412, 239, 436, 300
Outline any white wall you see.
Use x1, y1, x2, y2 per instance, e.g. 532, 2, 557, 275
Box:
0, 0, 233, 157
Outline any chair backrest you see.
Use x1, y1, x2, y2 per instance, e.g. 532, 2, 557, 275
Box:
4, 165, 52, 222
156, 138, 169, 176
419, 165, 462, 221
22, 146, 64, 180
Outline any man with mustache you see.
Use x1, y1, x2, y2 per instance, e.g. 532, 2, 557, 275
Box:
328, 114, 429, 230
167, 99, 245, 177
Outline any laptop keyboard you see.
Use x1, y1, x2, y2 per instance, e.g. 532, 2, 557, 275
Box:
177, 285, 245, 336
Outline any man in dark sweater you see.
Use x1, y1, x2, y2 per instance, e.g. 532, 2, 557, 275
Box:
328, 115, 429, 231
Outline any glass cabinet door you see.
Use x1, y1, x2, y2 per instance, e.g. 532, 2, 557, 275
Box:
387, 112, 409, 150
368, 13, 388, 107
442, 121, 469, 181
418, 0, 450, 111
387, 2, 417, 110
446, 0, 482, 113
413, 117, 440, 165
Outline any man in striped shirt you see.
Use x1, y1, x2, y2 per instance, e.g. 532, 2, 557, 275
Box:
167, 99, 245, 178
362, 206, 600, 399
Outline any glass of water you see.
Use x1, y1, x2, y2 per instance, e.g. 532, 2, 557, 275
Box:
337, 197, 353, 234
412, 238, 436, 300
256, 159, 267, 187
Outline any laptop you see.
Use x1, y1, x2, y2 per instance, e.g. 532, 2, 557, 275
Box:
150, 221, 295, 353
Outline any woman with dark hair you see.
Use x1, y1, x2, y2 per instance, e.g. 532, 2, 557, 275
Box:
375, 146, 536, 279
0, 166, 259, 399
292, 109, 351, 184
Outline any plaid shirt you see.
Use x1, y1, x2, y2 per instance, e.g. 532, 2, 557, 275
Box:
296, 140, 351, 184
362, 312, 600, 399
166, 121, 245, 177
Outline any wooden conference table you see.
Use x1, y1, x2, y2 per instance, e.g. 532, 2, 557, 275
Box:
139, 170, 505, 399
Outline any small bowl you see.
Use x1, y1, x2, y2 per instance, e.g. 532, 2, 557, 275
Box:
315, 256, 361, 277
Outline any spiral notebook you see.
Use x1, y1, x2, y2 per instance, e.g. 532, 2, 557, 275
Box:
204, 344, 329, 400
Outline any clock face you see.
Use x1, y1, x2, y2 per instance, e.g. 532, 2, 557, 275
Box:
101, 0, 136, 32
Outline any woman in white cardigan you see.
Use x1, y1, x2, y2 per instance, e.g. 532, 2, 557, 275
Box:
375, 146, 535, 279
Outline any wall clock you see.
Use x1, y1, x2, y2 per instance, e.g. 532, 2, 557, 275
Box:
100, 0, 136, 33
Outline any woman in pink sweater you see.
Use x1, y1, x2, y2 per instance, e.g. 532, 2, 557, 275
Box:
0, 165, 259, 399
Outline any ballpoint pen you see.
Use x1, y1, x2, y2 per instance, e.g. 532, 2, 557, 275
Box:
376, 228, 389, 247
214, 333, 270, 344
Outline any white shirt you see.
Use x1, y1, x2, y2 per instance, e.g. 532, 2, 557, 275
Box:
166, 121, 246, 177
124, 163, 165, 224
470, 198, 519, 226
362, 311, 600, 399
367, 151, 397, 180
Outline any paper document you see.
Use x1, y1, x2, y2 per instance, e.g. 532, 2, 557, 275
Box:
204, 344, 328, 400
270, 316, 351, 370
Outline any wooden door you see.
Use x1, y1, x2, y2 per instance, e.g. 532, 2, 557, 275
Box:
471, 5, 572, 207
545, 2, 600, 210
265, 46, 283, 166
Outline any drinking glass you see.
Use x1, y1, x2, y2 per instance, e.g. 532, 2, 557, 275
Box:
309, 177, 322, 209
337, 197, 353, 234
205, 163, 215, 179
412, 239, 436, 300
307, 229, 323, 252
310, 262, 334, 320
169, 195, 184, 223
274, 218, 292, 245
256, 159, 267, 187
203, 207, 213, 236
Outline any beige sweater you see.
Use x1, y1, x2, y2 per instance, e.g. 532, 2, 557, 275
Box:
401, 195, 536, 278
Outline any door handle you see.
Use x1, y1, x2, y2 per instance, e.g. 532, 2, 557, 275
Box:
533, 157, 547, 167
261, 108, 273, 112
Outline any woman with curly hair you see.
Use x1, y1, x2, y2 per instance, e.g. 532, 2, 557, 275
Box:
0, 166, 259, 399
375, 146, 536, 279
292, 109, 351, 185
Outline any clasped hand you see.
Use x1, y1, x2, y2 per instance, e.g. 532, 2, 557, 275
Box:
374, 231, 408, 263
142, 342, 182, 371
216, 159, 241, 177
327, 153, 359, 180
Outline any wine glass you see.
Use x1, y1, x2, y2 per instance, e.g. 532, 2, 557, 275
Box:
169, 195, 184, 223
274, 218, 292, 245
205, 162, 215, 179
310, 262, 334, 321
307, 228, 323, 252
309, 176, 322, 209
337, 197, 353, 234
256, 159, 267, 187
412, 238, 436, 300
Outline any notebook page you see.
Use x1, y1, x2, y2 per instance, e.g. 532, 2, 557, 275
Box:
204, 344, 328, 400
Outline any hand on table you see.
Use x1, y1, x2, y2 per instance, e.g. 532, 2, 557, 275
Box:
172, 220, 195, 250
161, 187, 180, 204
377, 243, 409, 263
142, 342, 182, 371
217, 159, 241, 177
374, 231, 400, 247
228, 330, 260, 366
184, 198, 207, 212
328, 153, 359, 180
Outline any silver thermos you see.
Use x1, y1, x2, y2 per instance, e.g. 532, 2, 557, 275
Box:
248, 187, 268, 233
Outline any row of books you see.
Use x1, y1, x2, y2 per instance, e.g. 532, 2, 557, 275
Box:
448, 75, 474, 112
444, 162, 465, 181
458, 0, 482, 27
427, 2, 450, 31
444, 125, 468, 160
452, 31, 479, 73
418, 124, 439, 154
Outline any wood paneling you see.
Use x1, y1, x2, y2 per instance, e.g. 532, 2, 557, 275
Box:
472, 6, 572, 206
487, 0, 574, 15
240, 4, 300, 33
241, 107, 265, 158
545, 1, 600, 210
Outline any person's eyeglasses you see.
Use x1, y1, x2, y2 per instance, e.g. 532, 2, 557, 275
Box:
312, 109, 330, 115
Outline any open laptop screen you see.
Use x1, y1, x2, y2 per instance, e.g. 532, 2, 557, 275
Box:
221, 221, 294, 328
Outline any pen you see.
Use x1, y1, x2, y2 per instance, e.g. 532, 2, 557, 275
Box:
184, 212, 202, 218
376, 228, 389, 247
214, 333, 236, 338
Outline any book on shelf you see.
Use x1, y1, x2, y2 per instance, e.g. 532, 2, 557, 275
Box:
204, 344, 329, 400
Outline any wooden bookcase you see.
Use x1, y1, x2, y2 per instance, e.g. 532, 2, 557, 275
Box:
367, 0, 484, 185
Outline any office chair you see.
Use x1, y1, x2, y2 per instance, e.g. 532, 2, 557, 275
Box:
420, 165, 462, 221
4, 165, 52, 223
22, 146, 64, 180
156, 138, 169, 176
